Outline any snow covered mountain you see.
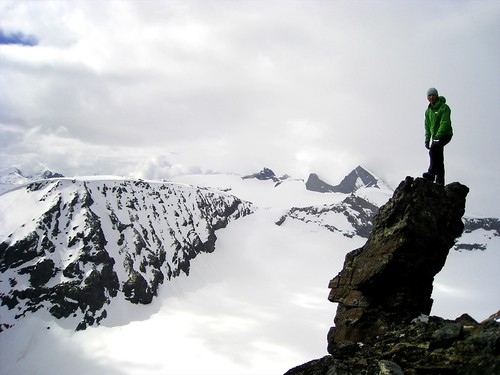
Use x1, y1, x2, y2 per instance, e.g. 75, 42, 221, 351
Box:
0, 177, 253, 330
0, 168, 29, 194
276, 195, 379, 239
0, 166, 498, 374
0, 167, 64, 195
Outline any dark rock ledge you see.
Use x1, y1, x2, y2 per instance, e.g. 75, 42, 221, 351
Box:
285, 177, 499, 375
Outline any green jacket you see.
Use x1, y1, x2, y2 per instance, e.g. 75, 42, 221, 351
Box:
425, 96, 453, 141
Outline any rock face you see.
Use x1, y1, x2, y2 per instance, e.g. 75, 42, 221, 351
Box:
327, 176, 469, 348
285, 177, 500, 374
305, 173, 337, 193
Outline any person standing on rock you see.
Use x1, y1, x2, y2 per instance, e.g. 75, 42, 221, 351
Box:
423, 87, 453, 185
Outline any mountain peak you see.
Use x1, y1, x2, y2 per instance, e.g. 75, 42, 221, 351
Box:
242, 167, 278, 182
337, 165, 380, 192
0, 167, 23, 176
306, 166, 383, 194
241, 168, 295, 188
0, 168, 29, 192
39, 170, 65, 179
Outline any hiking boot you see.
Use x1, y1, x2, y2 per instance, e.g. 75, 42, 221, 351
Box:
422, 172, 435, 182
435, 176, 445, 185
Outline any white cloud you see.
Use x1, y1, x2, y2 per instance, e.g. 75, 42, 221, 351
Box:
0, 0, 499, 215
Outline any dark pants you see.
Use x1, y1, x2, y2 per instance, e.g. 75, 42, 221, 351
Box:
428, 135, 452, 184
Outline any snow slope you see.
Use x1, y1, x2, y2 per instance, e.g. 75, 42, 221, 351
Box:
0, 193, 363, 374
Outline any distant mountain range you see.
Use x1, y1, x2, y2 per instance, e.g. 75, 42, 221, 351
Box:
0, 166, 498, 332
0, 167, 64, 195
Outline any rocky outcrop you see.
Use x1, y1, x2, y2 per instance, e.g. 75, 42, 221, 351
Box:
285, 311, 500, 375
285, 177, 500, 374
328, 177, 469, 348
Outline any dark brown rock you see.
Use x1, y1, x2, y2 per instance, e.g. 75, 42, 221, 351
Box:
285, 314, 500, 375
327, 177, 469, 350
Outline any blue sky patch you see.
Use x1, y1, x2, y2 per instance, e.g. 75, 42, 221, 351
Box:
0, 29, 38, 46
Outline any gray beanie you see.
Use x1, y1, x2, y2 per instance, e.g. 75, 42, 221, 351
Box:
427, 87, 438, 96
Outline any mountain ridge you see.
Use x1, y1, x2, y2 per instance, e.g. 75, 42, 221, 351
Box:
306, 166, 388, 194
0, 178, 253, 330
0, 167, 498, 332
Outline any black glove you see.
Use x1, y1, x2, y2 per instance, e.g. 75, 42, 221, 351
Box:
425, 140, 430, 149
431, 139, 441, 148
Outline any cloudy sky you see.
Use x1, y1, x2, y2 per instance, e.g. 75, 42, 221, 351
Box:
0, 0, 499, 216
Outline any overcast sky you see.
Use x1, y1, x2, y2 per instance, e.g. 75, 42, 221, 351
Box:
0, 0, 499, 216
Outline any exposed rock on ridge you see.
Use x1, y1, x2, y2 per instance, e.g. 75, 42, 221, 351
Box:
285, 177, 500, 374
242, 167, 292, 187
242, 167, 279, 182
